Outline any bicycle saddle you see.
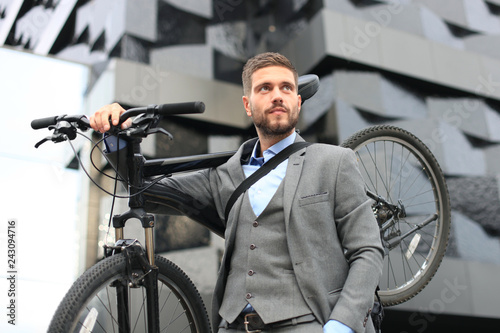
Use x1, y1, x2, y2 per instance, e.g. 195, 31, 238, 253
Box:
298, 74, 319, 104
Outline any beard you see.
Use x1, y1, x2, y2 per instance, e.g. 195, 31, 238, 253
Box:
251, 103, 299, 138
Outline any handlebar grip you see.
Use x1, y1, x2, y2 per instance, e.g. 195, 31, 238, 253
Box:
31, 116, 58, 129
157, 102, 205, 115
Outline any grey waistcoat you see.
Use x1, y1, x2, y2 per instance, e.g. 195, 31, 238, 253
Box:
218, 180, 312, 324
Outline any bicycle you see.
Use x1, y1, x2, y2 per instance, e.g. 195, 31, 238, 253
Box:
32, 74, 450, 332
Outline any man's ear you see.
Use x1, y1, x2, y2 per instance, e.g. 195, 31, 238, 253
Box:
243, 96, 252, 117
298, 94, 302, 112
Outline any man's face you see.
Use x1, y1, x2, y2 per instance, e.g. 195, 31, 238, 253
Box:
243, 66, 301, 138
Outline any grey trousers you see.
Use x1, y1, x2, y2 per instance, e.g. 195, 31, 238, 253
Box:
217, 320, 323, 332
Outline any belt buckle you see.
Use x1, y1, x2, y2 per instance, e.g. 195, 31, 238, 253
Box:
244, 313, 262, 333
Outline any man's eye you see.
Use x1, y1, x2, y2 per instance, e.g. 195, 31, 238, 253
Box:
260, 86, 270, 91
283, 85, 292, 91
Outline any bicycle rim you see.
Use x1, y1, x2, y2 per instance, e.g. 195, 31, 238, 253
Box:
49, 254, 211, 333
342, 125, 451, 306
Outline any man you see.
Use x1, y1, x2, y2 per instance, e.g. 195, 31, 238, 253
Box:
91, 52, 383, 332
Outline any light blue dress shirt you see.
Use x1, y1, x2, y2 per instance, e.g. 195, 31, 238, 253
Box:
241, 132, 354, 333
241, 131, 296, 216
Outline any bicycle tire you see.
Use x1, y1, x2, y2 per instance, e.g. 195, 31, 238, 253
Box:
47, 253, 211, 333
341, 125, 451, 306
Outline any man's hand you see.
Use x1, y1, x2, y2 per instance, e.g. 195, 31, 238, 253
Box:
89, 103, 131, 133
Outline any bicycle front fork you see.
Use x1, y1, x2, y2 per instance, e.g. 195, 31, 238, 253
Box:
110, 208, 160, 333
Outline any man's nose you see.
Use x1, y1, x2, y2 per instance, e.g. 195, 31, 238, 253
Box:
271, 87, 283, 103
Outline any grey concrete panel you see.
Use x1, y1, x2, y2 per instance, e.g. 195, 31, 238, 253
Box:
342, 12, 383, 67
427, 97, 500, 142
335, 99, 371, 143
208, 135, 241, 154
419, 4, 464, 49
323, 0, 365, 19
452, 211, 500, 264
379, 26, 436, 80
71, 0, 156, 58
362, 3, 424, 36
299, 73, 336, 129
333, 71, 385, 115
415, 0, 500, 34
466, 260, 500, 318
0, 0, 23, 45
284, 8, 500, 100
333, 70, 427, 119
76, 0, 124, 50
464, 34, 500, 59
150, 45, 214, 80
431, 42, 484, 93
280, 8, 329, 75
206, 21, 248, 61
392, 119, 486, 176
33, 0, 78, 55
428, 121, 486, 176
56, 44, 108, 65
484, 144, 500, 174
13, 5, 54, 49
292, 0, 309, 12
361, 3, 464, 49
121, 35, 150, 63
124, 0, 157, 42
106, 59, 250, 128
379, 74, 427, 118
163, 0, 212, 19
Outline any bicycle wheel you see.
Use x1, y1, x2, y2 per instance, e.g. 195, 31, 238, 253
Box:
48, 253, 211, 332
341, 125, 451, 306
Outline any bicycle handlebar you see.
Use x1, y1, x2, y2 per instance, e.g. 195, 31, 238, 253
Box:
31, 102, 205, 131
31, 114, 90, 130
119, 102, 205, 123
31, 115, 59, 129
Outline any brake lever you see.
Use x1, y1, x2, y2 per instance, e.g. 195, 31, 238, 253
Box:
34, 137, 51, 148
34, 133, 68, 148
145, 128, 173, 140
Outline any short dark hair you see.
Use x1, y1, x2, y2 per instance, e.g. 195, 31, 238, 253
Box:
242, 52, 298, 96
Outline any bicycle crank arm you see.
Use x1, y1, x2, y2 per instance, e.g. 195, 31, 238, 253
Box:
385, 213, 438, 249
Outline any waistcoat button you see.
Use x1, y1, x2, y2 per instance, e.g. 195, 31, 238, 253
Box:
246, 293, 252, 299
248, 270, 255, 276
250, 244, 256, 250
253, 221, 259, 227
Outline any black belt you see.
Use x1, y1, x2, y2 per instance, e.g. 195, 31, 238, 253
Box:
219, 312, 316, 332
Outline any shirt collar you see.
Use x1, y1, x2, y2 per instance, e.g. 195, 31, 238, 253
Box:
248, 131, 297, 166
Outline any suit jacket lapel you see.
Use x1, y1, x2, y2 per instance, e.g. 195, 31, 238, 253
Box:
226, 137, 257, 189
283, 134, 307, 228
222, 137, 257, 273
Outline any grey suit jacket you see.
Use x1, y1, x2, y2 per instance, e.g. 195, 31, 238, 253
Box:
144, 134, 384, 333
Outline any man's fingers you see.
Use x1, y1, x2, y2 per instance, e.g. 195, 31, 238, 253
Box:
122, 119, 132, 129
99, 110, 110, 132
111, 104, 121, 126
90, 103, 126, 133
